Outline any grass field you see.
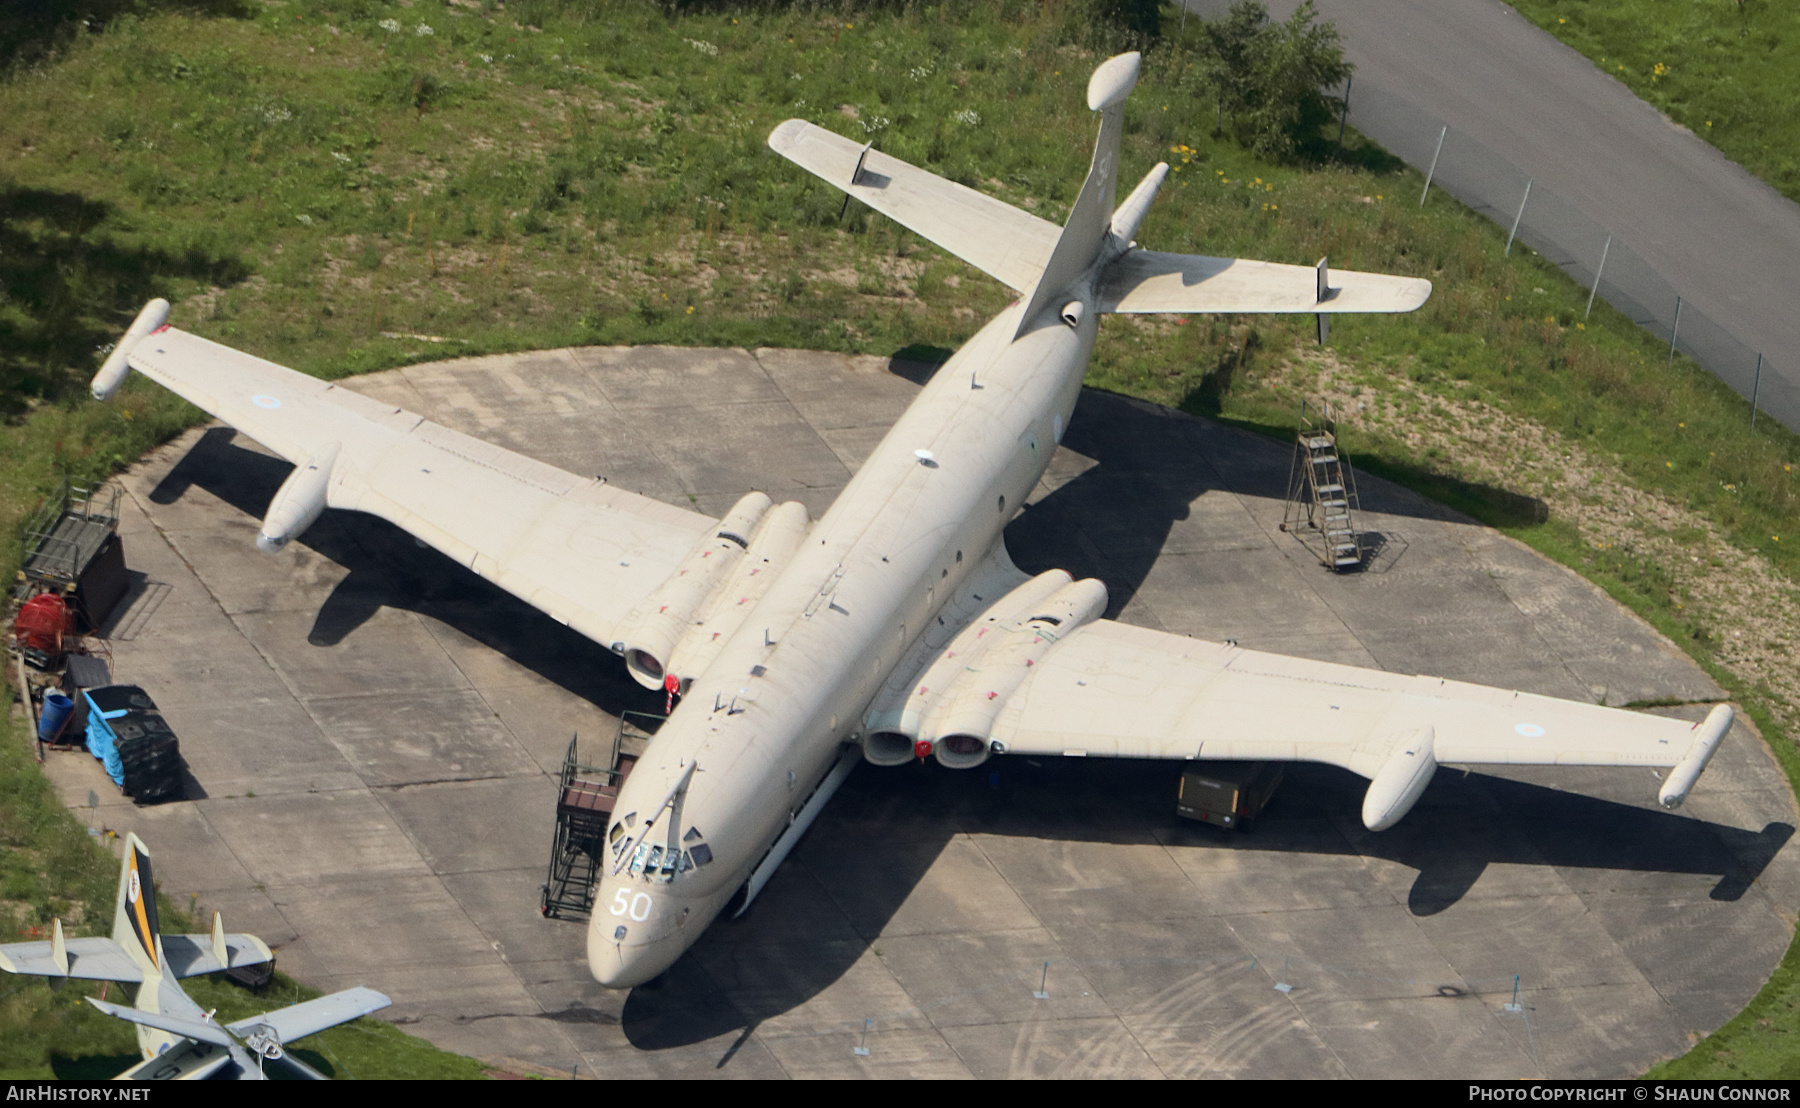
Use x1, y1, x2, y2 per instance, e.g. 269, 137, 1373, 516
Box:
2, 0, 1799, 1077
1507, 0, 1800, 207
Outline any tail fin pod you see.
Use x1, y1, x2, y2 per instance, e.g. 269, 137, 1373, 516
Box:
1014, 52, 1148, 338
111, 833, 165, 982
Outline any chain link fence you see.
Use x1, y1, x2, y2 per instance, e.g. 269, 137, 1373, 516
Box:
1343, 79, 1796, 434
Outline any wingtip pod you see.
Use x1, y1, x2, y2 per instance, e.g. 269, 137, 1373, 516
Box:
1658, 703, 1734, 810
92, 299, 170, 401
1086, 52, 1141, 112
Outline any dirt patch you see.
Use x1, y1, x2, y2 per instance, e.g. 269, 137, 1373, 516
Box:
1268, 349, 1800, 732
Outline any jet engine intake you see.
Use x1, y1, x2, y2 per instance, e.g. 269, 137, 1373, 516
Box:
926, 576, 1109, 768
860, 569, 1075, 764
615, 492, 773, 690
257, 443, 339, 553
862, 730, 918, 766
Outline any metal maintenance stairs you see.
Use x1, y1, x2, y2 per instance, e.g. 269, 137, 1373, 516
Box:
1283, 404, 1364, 572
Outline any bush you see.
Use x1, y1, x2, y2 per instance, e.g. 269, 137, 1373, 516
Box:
1192, 0, 1350, 161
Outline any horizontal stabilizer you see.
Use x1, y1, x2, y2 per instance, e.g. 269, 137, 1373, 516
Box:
1098, 249, 1431, 314
163, 931, 274, 979
0, 936, 145, 982
228, 985, 391, 1043
87, 997, 235, 1049
768, 119, 1060, 293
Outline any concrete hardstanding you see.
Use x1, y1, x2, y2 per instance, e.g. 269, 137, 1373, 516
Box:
44, 345, 1796, 1078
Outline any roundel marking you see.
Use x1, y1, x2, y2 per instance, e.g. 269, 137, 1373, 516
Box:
126, 867, 141, 903
251, 394, 282, 409
1514, 723, 1546, 737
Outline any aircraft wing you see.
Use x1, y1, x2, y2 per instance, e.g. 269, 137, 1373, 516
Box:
87, 998, 236, 1048
1097, 249, 1431, 314
121, 326, 718, 649
768, 119, 1061, 293
988, 620, 1731, 828
0, 937, 144, 982
162, 932, 273, 979
226, 985, 391, 1044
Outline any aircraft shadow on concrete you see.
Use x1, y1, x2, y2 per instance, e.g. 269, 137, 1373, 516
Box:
146, 426, 667, 721
1005, 387, 1484, 615
617, 755, 1792, 1053
142, 383, 1763, 1056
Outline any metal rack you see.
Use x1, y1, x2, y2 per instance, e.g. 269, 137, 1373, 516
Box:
540, 712, 659, 920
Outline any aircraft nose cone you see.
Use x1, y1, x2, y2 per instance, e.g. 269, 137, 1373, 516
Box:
587, 915, 684, 989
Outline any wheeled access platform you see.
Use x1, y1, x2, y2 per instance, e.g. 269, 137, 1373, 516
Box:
540, 712, 659, 920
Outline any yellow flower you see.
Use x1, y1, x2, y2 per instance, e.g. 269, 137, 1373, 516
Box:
686, 305, 695, 314
1254, 177, 1261, 184
1576, 322, 1585, 330
1558, 16, 1566, 22
1666, 462, 1674, 468
1270, 204, 1278, 210
1679, 422, 1685, 428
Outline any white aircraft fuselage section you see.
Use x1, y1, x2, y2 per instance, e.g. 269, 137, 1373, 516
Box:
588, 299, 1096, 986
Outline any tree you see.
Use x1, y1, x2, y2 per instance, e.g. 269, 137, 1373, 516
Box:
1194, 1, 1351, 161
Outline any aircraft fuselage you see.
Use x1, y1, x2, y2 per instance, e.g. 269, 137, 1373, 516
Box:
588, 295, 1096, 987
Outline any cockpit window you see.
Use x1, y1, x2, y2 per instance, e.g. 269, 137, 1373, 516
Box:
625, 840, 697, 883
609, 822, 627, 844
683, 827, 703, 843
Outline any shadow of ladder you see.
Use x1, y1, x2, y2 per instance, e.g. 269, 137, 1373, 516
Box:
1283, 403, 1364, 571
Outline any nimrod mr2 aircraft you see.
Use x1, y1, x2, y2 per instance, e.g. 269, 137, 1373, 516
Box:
0, 833, 388, 1079
88, 54, 1731, 990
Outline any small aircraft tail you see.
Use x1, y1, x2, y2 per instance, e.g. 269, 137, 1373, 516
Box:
111, 832, 167, 985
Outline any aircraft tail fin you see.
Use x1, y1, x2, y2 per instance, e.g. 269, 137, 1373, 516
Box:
1012, 52, 1143, 338
111, 833, 166, 983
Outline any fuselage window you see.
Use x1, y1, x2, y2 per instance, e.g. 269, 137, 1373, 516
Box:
998, 495, 1006, 514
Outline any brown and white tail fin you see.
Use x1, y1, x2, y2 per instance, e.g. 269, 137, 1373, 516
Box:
110, 833, 166, 985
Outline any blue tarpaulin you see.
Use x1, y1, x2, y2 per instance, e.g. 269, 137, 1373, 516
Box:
83, 691, 126, 787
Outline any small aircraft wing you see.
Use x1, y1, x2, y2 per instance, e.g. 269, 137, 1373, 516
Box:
226, 985, 391, 1044
769, 119, 1061, 293
989, 620, 1731, 829
87, 997, 236, 1049
0, 937, 145, 982
116, 322, 717, 650
1097, 249, 1431, 314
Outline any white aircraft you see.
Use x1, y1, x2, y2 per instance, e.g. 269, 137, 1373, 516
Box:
0, 833, 389, 1079
88, 54, 1731, 991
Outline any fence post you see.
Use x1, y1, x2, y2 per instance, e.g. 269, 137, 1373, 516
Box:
1751, 353, 1764, 430
1337, 75, 1352, 148
1584, 235, 1611, 321
1505, 179, 1532, 256
1420, 125, 1447, 207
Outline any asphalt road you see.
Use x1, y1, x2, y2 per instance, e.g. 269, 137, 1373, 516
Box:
1183, 0, 1800, 427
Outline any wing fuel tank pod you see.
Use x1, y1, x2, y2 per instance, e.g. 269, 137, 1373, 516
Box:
928, 577, 1109, 769
91, 299, 171, 402
613, 491, 772, 690
1361, 728, 1437, 831
257, 442, 340, 553
1658, 703, 1734, 810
